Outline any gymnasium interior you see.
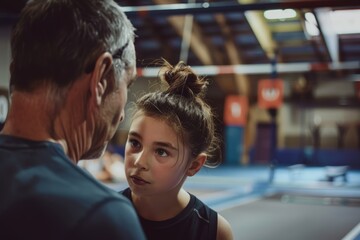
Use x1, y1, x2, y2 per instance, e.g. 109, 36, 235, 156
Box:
1, 1, 360, 239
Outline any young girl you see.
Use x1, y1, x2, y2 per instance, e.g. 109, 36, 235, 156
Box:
121, 60, 234, 240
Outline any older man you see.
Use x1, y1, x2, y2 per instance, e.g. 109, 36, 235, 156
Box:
0, 0, 145, 239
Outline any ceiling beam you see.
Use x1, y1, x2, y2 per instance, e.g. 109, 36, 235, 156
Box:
122, 0, 360, 17
315, 8, 339, 63
167, 16, 213, 65
238, 0, 277, 60
152, 0, 236, 94
215, 13, 249, 96
153, 0, 213, 65
138, 61, 360, 76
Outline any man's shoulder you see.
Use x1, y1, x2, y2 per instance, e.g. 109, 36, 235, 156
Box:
0, 134, 133, 224
0, 144, 144, 239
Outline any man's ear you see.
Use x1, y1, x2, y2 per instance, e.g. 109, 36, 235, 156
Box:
89, 52, 113, 106
187, 153, 207, 177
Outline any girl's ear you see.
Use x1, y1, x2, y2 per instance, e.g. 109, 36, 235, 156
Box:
187, 153, 207, 176
89, 52, 113, 106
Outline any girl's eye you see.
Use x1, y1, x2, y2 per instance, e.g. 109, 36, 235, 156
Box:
156, 148, 169, 157
128, 139, 141, 149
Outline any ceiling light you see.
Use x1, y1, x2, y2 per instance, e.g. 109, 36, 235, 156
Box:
264, 9, 297, 20
305, 12, 317, 26
304, 12, 319, 37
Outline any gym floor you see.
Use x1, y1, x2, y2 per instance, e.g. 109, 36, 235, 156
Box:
186, 165, 360, 240
106, 165, 360, 240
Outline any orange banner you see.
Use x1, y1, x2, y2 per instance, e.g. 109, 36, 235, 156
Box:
224, 95, 248, 126
258, 79, 283, 109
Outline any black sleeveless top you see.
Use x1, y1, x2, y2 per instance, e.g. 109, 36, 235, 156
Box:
121, 188, 218, 240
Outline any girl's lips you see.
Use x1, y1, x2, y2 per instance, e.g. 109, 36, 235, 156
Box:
130, 175, 150, 185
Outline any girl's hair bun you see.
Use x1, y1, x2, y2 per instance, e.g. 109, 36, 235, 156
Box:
160, 60, 207, 99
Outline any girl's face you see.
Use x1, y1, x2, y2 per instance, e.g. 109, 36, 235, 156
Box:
124, 113, 191, 197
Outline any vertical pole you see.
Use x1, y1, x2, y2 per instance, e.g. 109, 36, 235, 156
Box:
179, 0, 195, 63
268, 56, 278, 183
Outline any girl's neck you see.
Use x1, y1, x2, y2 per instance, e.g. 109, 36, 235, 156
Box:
132, 188, 190, 221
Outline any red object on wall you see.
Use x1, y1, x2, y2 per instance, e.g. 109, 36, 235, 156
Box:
258, 79, 284, 109
224, 95, 248, 126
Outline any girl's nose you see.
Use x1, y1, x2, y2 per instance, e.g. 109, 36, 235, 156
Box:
134, 151, 148, 170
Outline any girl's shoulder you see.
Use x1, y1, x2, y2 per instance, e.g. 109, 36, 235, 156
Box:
216, 214, 234, 240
